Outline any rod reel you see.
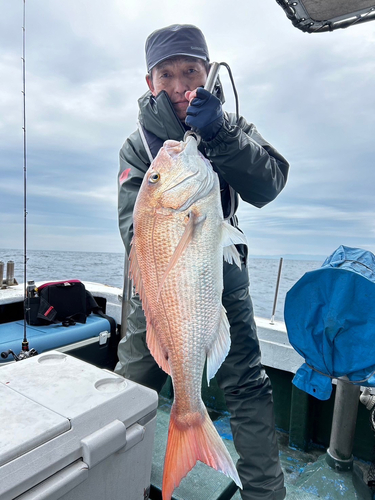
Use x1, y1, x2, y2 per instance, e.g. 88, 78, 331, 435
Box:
1, 346, 38, 362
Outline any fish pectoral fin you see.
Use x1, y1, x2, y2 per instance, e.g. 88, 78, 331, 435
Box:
156, 212, 205, 300
206, 306, 231, 385
222, 221, 248, 247
146, 323, 171, 376
223, 246, 241, 268
221, 222, 248, 269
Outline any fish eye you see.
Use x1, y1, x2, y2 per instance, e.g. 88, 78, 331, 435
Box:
149, 172, 160, 184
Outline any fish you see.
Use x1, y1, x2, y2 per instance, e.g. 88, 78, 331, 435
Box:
129, 135, 245, 500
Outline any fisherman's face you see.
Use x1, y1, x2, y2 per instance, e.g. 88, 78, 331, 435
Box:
146, 56, 208, 121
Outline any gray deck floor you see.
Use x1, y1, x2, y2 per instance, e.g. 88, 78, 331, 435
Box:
150, 398, 373, 500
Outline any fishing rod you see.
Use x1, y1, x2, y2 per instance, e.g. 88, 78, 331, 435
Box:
183, 61, 240, 144
209, 62, 240, 122
198, 61, 240, 120
22, 0, 29, 350
1, 0, 38, 362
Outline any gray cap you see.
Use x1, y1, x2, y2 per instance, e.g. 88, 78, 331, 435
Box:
145, 24, 209, 72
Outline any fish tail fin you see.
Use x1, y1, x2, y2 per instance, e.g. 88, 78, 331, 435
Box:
162, 406, 242, 500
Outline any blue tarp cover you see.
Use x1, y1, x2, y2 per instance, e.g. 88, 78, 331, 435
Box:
284, 245, 375, 400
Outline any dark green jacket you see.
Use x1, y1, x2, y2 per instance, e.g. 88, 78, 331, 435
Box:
118, 90, 289, 256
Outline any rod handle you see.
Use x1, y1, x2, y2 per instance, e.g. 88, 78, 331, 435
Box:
204, 62, 220, 94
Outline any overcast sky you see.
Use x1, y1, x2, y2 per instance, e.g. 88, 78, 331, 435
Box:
1, 0, 374, 259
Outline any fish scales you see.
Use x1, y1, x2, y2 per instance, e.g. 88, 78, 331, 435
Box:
138, 198, 222, 407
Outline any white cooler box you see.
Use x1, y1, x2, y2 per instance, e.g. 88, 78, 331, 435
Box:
0, 351, 158, 500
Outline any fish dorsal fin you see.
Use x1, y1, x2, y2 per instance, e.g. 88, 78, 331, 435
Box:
129, 240, 171, 376
146, 322, 171, 376
156, 212, 205, 300
206, 306, 231, 385
129, 239, 152, 323
129, 241, 146, 304
221, 222, 248, 269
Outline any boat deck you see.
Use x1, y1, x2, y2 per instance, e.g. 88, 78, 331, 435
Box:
150, 397, 373, 500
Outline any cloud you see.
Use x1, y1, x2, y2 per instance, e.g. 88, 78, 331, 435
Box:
1, 0, 374, 257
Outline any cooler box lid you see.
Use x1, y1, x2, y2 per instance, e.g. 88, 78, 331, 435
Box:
0, 383, 69, 467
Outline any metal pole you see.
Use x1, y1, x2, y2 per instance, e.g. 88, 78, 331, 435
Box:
326, 378, 360, 471
6, 261, 15, 286
0, 261, 4, 287
270, 257, 283, 324
121, 252, 133, 339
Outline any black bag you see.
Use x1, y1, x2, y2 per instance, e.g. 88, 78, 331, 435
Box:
28, 280, 91, 326
27, 280, 117, 340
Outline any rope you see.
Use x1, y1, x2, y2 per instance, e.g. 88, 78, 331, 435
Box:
305, 362, 375, 385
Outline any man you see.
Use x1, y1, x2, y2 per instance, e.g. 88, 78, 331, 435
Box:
116, 24, 289, 500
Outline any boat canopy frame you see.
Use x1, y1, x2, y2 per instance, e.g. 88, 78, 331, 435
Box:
276, 0, 375, 33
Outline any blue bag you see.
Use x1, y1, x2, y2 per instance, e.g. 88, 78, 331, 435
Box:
284, 245, 375, 400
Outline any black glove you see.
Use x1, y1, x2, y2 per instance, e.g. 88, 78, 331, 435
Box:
185, 88, 223, 141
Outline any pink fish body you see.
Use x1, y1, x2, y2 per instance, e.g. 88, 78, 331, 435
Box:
129, 136, 245, 499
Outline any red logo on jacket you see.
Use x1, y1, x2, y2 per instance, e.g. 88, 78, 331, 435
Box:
119, 168, 131, 186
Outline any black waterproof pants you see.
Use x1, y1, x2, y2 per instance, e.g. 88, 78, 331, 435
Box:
115, 260, 286, 500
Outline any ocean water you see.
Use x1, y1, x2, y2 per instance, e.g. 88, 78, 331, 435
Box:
0, 248, 322, 322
